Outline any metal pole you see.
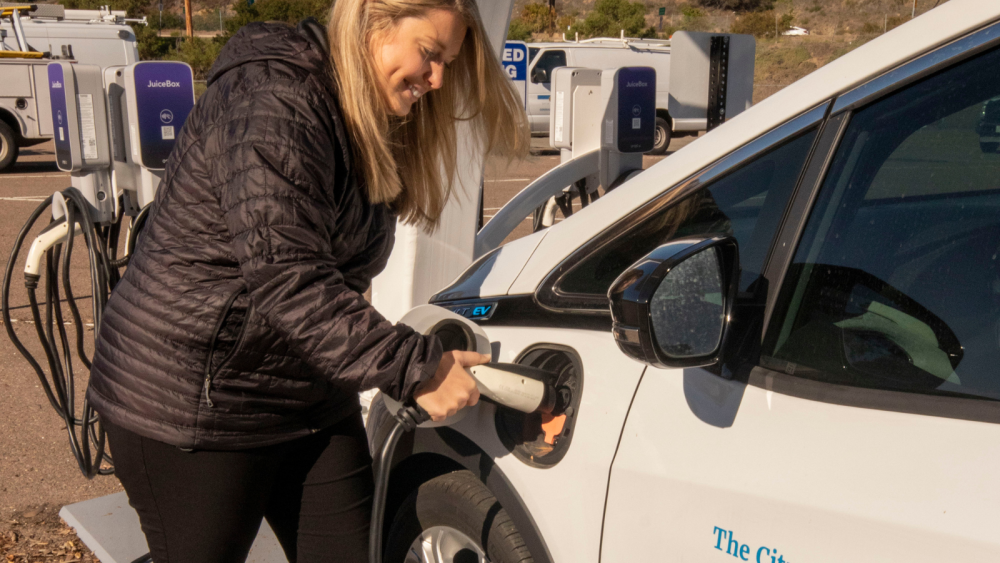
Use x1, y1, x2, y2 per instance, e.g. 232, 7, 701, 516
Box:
883, 13, 887, 34
912, 0, 916, 18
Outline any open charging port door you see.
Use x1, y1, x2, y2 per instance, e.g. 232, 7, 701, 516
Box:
386, 306, 581, 467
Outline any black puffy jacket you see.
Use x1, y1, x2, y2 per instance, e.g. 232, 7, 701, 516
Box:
87, 20, 442, 450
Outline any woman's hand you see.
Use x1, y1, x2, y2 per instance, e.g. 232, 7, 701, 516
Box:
413, 350, 488, 422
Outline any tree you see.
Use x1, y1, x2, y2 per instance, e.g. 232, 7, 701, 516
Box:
223, 0, 330, 38
695, 0, 773, 11
166, 36, 223, 79
519, 2, 556, 34
570, 0, 656, 39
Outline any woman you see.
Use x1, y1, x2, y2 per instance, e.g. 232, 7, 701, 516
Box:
86, 0, 528, 561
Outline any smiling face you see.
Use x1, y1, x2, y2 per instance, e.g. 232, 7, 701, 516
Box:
371, 9, 468, 117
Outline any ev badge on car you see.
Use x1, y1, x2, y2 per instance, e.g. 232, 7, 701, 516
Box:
442, 302, 497, 321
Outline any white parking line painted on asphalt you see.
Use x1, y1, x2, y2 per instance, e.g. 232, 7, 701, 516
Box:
0, 196, 49, 202
482, 215, 532, 221
1, 174, 69, 179
485, 178, 533, 182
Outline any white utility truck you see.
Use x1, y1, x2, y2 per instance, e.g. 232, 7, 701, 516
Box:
516, 32, 755, 154
0, 4, 140, 171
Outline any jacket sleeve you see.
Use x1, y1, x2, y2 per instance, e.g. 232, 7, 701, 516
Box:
217, 83, 441, 403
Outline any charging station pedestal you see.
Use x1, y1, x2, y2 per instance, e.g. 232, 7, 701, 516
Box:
48, 62, 115, 223
475, 65, 656, 257
600, 66, 656, 189
104, 61, 194, 214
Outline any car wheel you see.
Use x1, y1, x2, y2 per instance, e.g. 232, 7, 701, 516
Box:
385, 470, 533, 563
648, 116, 671, 156
980, 141, 999, 153
0, 120, 19, 172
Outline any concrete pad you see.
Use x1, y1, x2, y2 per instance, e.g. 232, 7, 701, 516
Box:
60, 492, 288, 563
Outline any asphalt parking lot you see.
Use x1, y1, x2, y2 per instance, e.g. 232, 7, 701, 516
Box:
0, 133, 697, 519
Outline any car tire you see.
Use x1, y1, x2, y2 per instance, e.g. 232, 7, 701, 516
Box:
384, 470, 533, 563
648, 116, 671, 155
0, 120, 19, 172
980, 141, 999, 153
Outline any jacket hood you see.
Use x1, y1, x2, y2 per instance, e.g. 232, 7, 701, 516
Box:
207, 19, 330, 86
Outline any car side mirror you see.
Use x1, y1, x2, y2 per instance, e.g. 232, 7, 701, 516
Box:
531, 67, 548, 83
608, 236, 739, 368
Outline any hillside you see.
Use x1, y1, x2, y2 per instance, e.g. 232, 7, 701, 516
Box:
512, 0, 954, 101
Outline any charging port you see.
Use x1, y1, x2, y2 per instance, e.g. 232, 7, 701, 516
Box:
496, 345, 582, 467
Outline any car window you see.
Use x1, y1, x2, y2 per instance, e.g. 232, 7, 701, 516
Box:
529, 47, 540, 63
762, 46, 1000, 401
557, 128, 818, 297
531, 50, 566, 84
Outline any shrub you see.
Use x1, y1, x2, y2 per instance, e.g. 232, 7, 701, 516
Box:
507, 18, 533, 41
165, 37, 224, 80
731, 10, 794, 38
569, 0, 656, 40
860, 21, 881, 35
132, 23, 172, 61
695, 0, 774, 11
152, 11, 186, 31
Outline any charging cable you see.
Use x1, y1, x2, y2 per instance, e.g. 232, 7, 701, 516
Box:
369, 403, 431, 563
1, 187, 139, 478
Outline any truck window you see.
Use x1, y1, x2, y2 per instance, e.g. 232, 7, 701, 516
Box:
531, 50, 566, 84
529, 47, 540, 63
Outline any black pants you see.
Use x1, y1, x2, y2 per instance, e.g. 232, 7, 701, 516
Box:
104, 413, 374, 563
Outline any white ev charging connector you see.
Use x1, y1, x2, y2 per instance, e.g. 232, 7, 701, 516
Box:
369, 305, 572, 563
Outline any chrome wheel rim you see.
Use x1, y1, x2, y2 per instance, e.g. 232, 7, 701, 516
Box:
403, 525, 487, 563
0, 134, 8, 162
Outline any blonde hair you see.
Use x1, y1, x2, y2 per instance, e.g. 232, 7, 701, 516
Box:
327, 0, 529, 231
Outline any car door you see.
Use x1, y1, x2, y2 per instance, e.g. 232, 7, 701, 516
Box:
602, 27, 1000, 563
472, 82, 819, 563
527, 49, 566, 134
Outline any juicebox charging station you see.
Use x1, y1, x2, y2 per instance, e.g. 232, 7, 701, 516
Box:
2, 59, 195, 563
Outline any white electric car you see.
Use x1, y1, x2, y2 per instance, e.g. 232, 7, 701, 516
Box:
368, 2, 1000, 562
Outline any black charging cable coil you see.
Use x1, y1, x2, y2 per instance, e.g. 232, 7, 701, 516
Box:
2, 188, 145, 479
